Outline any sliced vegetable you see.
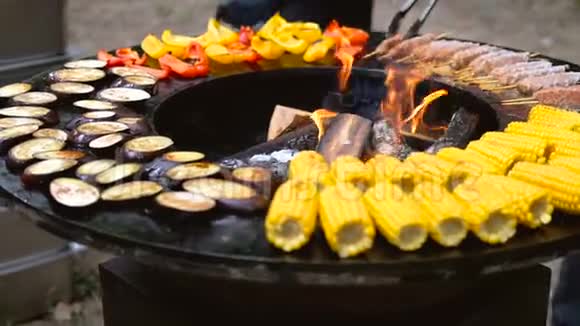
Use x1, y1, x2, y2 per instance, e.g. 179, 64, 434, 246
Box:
48, 68, 106, 84
162, 29, 207, 48
141, 34, 169, 59
109, 67, 155, 79
73, 100, 117, 111
50, 178, 100, 208
7, 137, 65, 169
76, 159, 116, 181
303, 37, 335, 62
0, 106, 58, 125
0, 83, 32, 100
11, 92, 58, 107
165, 162, 221, 181
49, 82, 94, 96
154, 191, 216, 215
32, 128, 68, 141
182, 177, 266, 212
22, 159, 78, 187
101, 181, 162, 202
95, 162, 142, 185
71, 121, 129, 145
251, 36, 285, 60
0, 124, 40, 153
121, 135, 174, 162
116, 116, 151, 135
0, 117, 43, 129
64, 59, 107, 69
33, 150, 86, 161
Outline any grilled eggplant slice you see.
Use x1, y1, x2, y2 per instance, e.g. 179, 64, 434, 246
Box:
163, 151, 205, 163
83, 110, 117, 120
33, 128, 69, 141
95, 162, 142, 185
71, 121, 129, 146
50, 178, 100, 208
73, 99, 117, 111
0, 117, 43, 129
33, 150, 87, 161
166, 162, 221, 181
64, 59, 107, 69
0, 83, 32, 103
97, 88, 150, 110
116, 116, 151, 135
121, 136, 174, 162
11, 91, 58, 107
111, 75, 156, 93
89, 133, 129, 157
0, 106, 58, 125
182, 178, 267, 212
109, 67, 155, 79
142, 151, 205, 181
48, 68, 106, 84
0, 124, 40, 153
101, 181, 162, 202
76, 159, 116, 182
231, 166, 272, 195
49, 82, 94, 102
154, 191, 216, 216
22, 159, 78, 187
7, 137, 65, 169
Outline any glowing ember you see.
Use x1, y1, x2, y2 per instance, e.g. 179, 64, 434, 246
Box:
310, 108, 338, 140
403, 89, 449, 133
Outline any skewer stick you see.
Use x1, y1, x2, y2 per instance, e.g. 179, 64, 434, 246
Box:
501, 97, 536, 103
363, 50, 380, 60
455, 67, 472, 74
400, 130, 436, 142
501, 101, 539, 106
485, 85, 518, 91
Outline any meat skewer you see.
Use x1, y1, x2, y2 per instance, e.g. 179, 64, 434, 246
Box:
413, 40, 478, 62
470, 52, 530, 75
532, 85, 580, 110
518, 72, 580, 94
379, 33, 437, 61
450, 45, 501, 69
490, 60, 552, 79
498, 65, 568, 85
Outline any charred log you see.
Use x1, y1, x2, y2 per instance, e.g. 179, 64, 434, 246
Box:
370, 118, 413, 159
317, 113, 372, 162
426, 107, 480, 154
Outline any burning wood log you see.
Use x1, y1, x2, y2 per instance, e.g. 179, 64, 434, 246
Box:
370, 118, 413, 159
316, 113, 372, 162
425, 107, 480, 153
267, 105, 312, 140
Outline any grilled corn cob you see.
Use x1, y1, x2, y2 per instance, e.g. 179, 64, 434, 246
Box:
365, 154, 414, 189
288, 150, 329, 183
475, 175, 553, 228
528, 105, 580, 131
453, 179, 519, 244
364, 182, 428, 251
466, 140, 529, 173
549, 155, 580, 174
480, 131, 549, 163
436, 147, 501, 174
403, 152, 478, 190
505, 122, 580, 156
328, 156, 371, 187
319, 183, 375, 257
265, 180, 318, 252
509, 161, 580, 214
413, 182, 468, 247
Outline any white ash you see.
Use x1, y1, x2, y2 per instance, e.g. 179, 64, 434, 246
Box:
250, 149, 297, 164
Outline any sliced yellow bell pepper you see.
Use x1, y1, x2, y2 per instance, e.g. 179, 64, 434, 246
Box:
206, 18, 239, 45
251, 36, 285, 60
162, 29, 207, 48
141, 34, 168, 59
278, 22, 322, 44
303, 36, 335, 63
271, 32, 308, 55
205, 44, 235, 64
257, 12, 287, 39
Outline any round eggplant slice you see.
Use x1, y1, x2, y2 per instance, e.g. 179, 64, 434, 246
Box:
0, 124, 40, 153
109, 67, 155, 79
22, 159, 78, 186
97, 88, 151, 109
111, 75, 157, 92
155, 191, 215, 215
71, 121, 129, 146
0, 106, 58, 125
89, 133, 128, 157
83, 110, 117, 120
50, 82, 94, 95
101, 181, 162, 202
0, 83, 32, 100
50, 178, 100, 208
7, 137, 65, 169
33, 128, 69, 141
33, 150, 87, 161
95, 163, 142, 185
116, 116, 151, 135
231, 166, 272, 193
121, 136, 174, 162
11, 92, 58, 107
76, 159, 116, 181
73, 99, 117, 111
182, 178, 266, 212
163, 151, 205, 163
166, 162, 221, 181
0, 117, 43, 129
64, 59, 107, 69
49, 68, 106, 84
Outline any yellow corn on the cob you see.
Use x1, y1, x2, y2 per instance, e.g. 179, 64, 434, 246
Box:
403, 152, 478, 190
413, 182, 468, 247
549, 155, 580, 174
365, 154, 415, 189
528, 105, 580, 131
329, 155, 371, 187
364, 182, 428, 251
436, 147, 501, 174
453, 179, 519, 244
480, 131, 549, 163
509, 161, 580, 214
319, 183, 375, 257
467, 140, 529, 173
505, 122, 580, 155
265, 180, 318, 252
288, 150, 329, 183
475, 175, 553, 228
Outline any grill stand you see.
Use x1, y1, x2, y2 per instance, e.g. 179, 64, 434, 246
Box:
100, 256, 550, 325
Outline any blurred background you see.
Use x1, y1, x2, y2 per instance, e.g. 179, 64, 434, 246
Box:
1, 0, 580, 325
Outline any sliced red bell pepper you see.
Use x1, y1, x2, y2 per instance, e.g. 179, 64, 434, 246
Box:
238, 26, 254, 46
184, 42, 209, 66
115, 48, 141, 61
134, 53, 148, 66
97, 49, 127, 67
159, 54, 209, 78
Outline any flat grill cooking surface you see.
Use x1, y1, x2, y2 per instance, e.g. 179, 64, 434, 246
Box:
5, 34, 580, 281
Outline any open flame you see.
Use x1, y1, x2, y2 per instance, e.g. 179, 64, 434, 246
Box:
382, 66, 426, 133
311, 108, 338, 140
336, 50, 354, 92
403, 89, 448, 133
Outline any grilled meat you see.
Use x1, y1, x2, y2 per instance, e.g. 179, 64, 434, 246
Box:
498, 65, 568, 85
490, 60, 552, 79
379, 33, 437, 61
450, 45, 500, 69
471, 52, 529, 75
413, 40, 478, 62
375, 33, 403, 54
518, 72, 580, 94
534, 85, 580, 110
